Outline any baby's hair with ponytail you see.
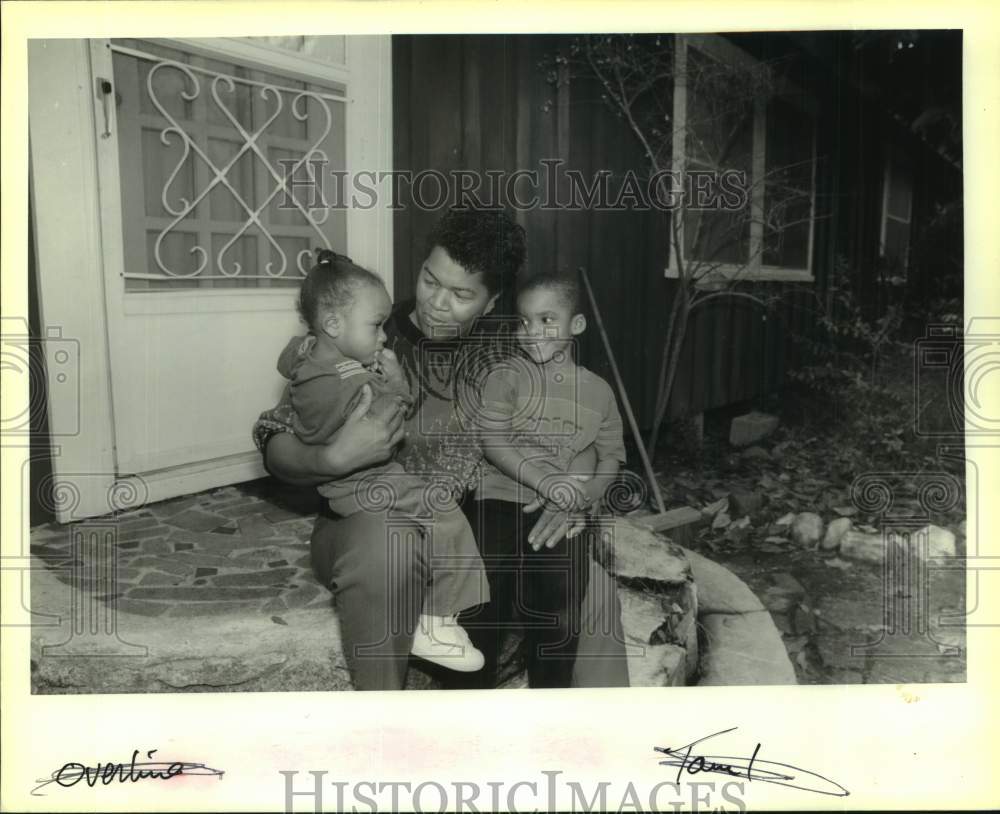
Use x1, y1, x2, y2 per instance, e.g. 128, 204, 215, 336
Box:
297, 249, 385, 332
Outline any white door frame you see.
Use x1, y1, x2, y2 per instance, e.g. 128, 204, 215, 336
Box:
29, 40, 119, 524
29, 37, 393, 522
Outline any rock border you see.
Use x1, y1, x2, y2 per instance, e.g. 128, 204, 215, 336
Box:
682, 547, 797, 686
31, 534, 795, 691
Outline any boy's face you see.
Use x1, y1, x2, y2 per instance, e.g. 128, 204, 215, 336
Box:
413, 246, 498, 338
325, 282, 391, 364
516, 287, 586, 364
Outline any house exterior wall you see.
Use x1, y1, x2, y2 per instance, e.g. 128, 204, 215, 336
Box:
27, 37, 393, 520
391, 33, 832, 430
837, 49, 964, 329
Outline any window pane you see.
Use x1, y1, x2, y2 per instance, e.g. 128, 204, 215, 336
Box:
683, 46, 754, 266
207, 137, 256, 221
210, 232, 259, 287
267, 147, 315, 228
682, 168, 752, 266
203, 57, 255, 131
887, 159, 913, 220
141, 127, 196, 219
684, 46, 754, 172
883, 218, 910, 269
271, 237, 314, 280
113, 39, 348, 291
762, 197, 810, 269
253, 69, 309, 140
242, 36, 348, 65
763, 97, 813, 269
129, 41, 196, 122
146, 229, 200, 278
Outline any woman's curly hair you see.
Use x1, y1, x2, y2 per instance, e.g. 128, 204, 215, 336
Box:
425, 207, 527, 299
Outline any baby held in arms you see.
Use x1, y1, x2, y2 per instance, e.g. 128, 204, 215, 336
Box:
275, 250, 488, 671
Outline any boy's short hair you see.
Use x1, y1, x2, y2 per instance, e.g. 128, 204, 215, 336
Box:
518, 272, 582, 314
426, 207, 526, 298
297, 249, 384, 331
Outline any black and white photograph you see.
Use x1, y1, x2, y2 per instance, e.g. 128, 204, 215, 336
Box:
3, 1, 999, 811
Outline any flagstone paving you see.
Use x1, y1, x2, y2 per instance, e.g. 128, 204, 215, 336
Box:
29, 480, 330, 622
29, 479, 792, 692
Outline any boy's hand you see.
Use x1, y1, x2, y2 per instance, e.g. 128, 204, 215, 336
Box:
538, 473, 592, 513
525, 500, 588, 550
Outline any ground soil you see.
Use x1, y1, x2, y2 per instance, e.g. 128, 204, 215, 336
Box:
645, 345, 967, 684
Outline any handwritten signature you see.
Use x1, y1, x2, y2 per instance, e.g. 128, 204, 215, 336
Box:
32, 749, 224, 796
655, 727, 849, 797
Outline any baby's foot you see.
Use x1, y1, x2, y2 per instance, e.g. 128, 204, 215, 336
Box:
411, 614, 484, 672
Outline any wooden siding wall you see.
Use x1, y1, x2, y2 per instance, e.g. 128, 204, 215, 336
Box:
826, 31, 963, 328
392, 34, 830, 432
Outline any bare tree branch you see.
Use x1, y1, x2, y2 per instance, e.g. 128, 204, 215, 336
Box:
547, 34, 821, 463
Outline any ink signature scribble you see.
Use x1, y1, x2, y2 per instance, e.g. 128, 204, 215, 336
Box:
32, 749, 224, 796
655, 727, 849, 797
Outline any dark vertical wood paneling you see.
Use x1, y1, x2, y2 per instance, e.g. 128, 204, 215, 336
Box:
517, 37, 557, 279
513, 36, 533, 244
460, 37, 482, 170
393, 36, 464, 299
392, 36, 414, 301
476, 36, 506, 172
645, 234, 671, 422
554, 40, 573, 278
703, 305, 735, 404
580, 82, 612, 391
391, 33, 845, 431
638, 203, 665, 424
720, 297, 748, 401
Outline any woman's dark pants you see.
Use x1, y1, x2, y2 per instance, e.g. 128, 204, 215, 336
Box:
310, 500, 629, 690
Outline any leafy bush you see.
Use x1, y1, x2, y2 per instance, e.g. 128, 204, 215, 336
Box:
786, 256, 912, 462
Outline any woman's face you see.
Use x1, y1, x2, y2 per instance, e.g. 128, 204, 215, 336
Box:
412, 246, 498, 337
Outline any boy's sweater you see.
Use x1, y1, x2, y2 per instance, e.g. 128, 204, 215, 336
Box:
476, 353, 627, 504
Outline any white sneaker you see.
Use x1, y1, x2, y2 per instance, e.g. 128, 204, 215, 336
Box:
411, 614, 485, 672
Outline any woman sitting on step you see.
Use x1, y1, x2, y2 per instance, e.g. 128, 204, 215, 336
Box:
253, 207, 629, 691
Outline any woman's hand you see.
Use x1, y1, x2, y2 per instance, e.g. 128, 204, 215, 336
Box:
576, 476, 608, 510
326, 383, 407, 471
264, 384, 406, 485
375, 347, 406, 384
538, 473, 592, 513
524, 497, 589, 551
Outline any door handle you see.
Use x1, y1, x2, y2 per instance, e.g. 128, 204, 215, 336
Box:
96, 77, 113, 139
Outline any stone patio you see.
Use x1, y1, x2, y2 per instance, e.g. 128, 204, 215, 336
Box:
30, 481, 329, 623
28, 479, 792, 692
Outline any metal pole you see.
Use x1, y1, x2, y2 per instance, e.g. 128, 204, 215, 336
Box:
579, 267, 668, 516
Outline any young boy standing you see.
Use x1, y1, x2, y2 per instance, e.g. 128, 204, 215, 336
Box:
473, 272, 627, 687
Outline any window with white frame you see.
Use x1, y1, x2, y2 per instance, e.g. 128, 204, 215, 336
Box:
667, 35, 818, 283
111, 38, 347, 291
879, 150, 913, 274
